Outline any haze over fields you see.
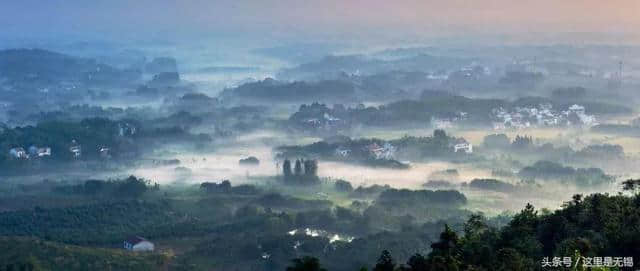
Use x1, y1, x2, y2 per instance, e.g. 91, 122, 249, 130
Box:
1, 1, 640, 270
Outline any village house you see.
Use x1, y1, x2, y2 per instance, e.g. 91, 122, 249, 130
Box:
452, 139, 473, 153
304, 118, 322, 128
99, 146, 111, 159
123, 236, 154, 252
492, 122, 506, 130
568, 104, 585, 115
28, 146, 52, 157
432, 118, 454, 129
118, 122, 137, 137
323, 113, 341, 125
9, 147, 28, 159
492, 103, 595, 130
563, 104, 597, 126
365, 142, 396, 160
69, 140, 82, 158
37, 147, 52, 157
334, 147, 351, 157
426, 72, 449, 80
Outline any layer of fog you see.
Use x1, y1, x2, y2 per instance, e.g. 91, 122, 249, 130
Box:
124, 128, 624, 214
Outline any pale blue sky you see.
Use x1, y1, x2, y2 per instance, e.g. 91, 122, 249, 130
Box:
2, 0, 638, 43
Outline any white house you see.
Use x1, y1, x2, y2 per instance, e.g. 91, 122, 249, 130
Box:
29, 146, 52, 157
335, 147, 351, 157
323, 113, 341, 124
38, 147, 52, 157
567, 104, 586, 115
432, 118, 454, 129
99, 146, 111, 159
564, 104, 597, 126
118, 122, 137, 137
453, 139, 473, 153
380, 143, 396, 159
9, 147, 28, 159
124, 236, 154, 252
366, 142, 395, 160
69, 140, 81, 158
492, 122, 506, 130
304, 118, 322, 127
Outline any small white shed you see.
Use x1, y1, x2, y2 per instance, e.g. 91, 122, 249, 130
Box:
124, 236, 154, 252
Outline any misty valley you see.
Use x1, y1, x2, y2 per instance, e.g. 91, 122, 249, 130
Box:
2, 14, 640, 271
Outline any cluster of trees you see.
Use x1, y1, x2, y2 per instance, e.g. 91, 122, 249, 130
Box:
365, 189, 470, 228
335, 179, 354, 192
200, 180, 232, 192
551, 87, 588, 100
289, 96, 504, 128
282, 159, 320, 184
288, 93, 630, 134
575, 144, 624, 160
239, 156, 260, 165
391, 130, 460, 160
518, 160, 614, 186
54, 175, 157, 198
220, 78, 357, 103
0, 49, 141, 87
466, 178, 516, 193
0, 114, 220, 169
27, 104, 133, 123
0, 201, 198, 245
290, 190, 640, 271
253, 193, 332, 211
349, 184, 392, 198
483, 134, 534, 150
375, 189, 467, 208
0, 118, 140, 165
484, 134, 626, 165
499, 71, 545, 87
278, 53, 469, 81
511, 135, 534, 149
200, 180, 262, 195
592, 123, 640, 136
278, 130, 463, 169
188, 203, 448, 271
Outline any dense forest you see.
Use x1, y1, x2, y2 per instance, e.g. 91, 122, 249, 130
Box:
285, 190, 640, 271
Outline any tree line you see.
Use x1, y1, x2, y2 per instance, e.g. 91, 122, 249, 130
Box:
282, 158, 319, 184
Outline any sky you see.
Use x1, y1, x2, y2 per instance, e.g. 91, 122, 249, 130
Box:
2, 0, 639, 44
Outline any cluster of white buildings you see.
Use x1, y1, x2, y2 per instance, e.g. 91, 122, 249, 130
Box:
333, 142, 397, 160
452, 65, 492, 79
303, 113, 345, 130
431, 112, 468, 129
118, 122, 137, 137
492, 104, 597, 130
288, 228, 354, 244
8, 146, 51, 160
7, 140, 115, 160
565, 104, 598, 126
366, 142, 396, 160
432, 119, 454, 129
